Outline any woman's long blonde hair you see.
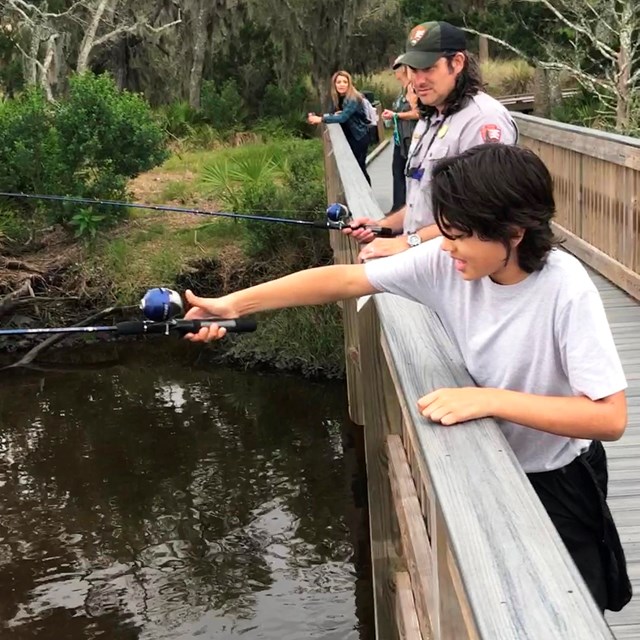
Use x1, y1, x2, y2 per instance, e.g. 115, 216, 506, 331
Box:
330, 70, 362, 109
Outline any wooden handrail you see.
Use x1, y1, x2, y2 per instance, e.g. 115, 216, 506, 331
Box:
323, 122, 615, 639
513, 112, 640, 299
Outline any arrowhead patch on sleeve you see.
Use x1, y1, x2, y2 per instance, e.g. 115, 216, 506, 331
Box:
480, 124, 502, 143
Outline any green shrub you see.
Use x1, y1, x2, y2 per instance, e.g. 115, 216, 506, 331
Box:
552, 88, 610, 130
158, 100, 201, 137
199, 139, 328, 263
200, 79, 248, 131
0, 89, 59, 195
0, 73, 169, 237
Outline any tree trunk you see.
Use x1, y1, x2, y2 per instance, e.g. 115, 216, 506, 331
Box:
40, 33, 57, 101
615, 3, 633, 132
77, 0, 113, 74
24, 23, 42, 86
188, 0, 208, 109
114, 38, 129, 90
548, 69, 562, 113
479, 35, 489, 64
533, 66, 550, 117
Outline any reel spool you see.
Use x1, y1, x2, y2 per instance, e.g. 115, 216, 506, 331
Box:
140, 287, 184, 322
326, 203, 350, 223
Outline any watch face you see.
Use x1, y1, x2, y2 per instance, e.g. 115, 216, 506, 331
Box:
408, 234, 421, 247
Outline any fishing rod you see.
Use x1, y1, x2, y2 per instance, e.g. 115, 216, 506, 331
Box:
0, 192, 395, 237
0, 287, 257, 338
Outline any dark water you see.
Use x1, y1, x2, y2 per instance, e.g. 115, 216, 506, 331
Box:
0, 342, 373, 639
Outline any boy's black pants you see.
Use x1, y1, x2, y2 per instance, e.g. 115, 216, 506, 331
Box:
528, 440, 632, 613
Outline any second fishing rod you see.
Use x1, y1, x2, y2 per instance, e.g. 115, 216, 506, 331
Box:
0, 193, 396, 238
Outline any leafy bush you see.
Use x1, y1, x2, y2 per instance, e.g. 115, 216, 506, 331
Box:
0, 73, 168, 236
0, 89, 59, 195
481, 59, 534, 96
552, 88, 611, 130
158, 100, 201, 138
200, 79, 248, 131
353, 73, 398, 111
200, 139, 329, 264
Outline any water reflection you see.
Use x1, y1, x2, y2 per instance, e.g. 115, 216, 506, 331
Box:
0, 342, 372, 639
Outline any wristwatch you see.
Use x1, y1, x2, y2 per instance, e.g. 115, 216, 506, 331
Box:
407, 233, 422, 247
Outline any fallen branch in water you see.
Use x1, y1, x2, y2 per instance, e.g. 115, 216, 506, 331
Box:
0, 279, 35, 317
6, 306, 120, 369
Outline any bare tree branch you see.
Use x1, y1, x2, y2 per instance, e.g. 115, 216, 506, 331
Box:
521, 0, 617, 62
462, 27, 615, 93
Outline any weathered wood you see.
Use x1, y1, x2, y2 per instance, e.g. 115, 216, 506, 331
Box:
515, 113, 640, 294
435, 503, 477, 640
358, 298, 404, 640
514, 113, 640, 169
396, 571, 424, 640
323, 127, 365, 426
388, 434, 435, 639
553, 223, 640, 301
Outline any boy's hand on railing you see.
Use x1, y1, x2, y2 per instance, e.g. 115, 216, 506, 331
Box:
417, 387, 495, 426
358, 237, 408, 261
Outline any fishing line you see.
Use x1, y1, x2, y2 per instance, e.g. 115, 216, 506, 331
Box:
0, 193, 393, 236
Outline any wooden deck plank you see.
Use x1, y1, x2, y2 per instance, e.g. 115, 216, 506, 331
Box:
581, 263, 640, 636
608, 625, 640, 640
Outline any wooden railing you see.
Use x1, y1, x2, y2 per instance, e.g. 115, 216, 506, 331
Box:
323, 123, 615, 640
513, 113, 640, 300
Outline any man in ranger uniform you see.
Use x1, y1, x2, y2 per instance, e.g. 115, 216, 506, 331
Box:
347, 21, 518, 260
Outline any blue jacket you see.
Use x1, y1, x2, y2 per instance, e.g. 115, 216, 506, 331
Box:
323, 97, 369, 142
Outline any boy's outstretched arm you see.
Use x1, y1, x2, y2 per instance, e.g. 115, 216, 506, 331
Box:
183, 264, 376, 342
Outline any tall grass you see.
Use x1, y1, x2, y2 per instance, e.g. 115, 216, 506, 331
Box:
481, 59, 534, 96
93, 221, 237, 304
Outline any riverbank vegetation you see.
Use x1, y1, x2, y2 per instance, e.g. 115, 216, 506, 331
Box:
1, 0, 637, 373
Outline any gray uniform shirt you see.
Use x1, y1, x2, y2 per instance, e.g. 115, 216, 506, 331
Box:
404, 92, 518, 234
365, 240, 626, 473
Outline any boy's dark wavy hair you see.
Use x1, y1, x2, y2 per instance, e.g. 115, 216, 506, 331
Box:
418, 51, 484, 119
431, 144, 560, 272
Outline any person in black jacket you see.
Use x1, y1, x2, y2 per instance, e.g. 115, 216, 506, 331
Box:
308, 70, 371, 184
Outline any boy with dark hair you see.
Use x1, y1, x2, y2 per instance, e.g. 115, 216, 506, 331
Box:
182, 144, 631, 612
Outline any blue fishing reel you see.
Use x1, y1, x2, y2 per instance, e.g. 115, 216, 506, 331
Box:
140, 287, 184, 321
326, 203, 350, 223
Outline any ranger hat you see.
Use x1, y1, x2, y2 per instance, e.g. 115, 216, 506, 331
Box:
395, 21, 466, 70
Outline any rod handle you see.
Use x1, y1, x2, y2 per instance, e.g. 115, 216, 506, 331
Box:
114, 318, 257, 336
369, 226, 394, 237
174, 318, 258, 334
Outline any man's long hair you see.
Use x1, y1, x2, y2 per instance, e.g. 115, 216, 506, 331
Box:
419, 51, 484, 119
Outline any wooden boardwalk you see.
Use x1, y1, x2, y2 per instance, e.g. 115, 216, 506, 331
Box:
368, 142, 640, 638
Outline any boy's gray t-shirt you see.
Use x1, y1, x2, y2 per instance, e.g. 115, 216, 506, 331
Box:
364, 240, 627, 473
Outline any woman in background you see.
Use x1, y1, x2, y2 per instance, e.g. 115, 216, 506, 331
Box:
382, 58, 419, 215
308, 70, 371, 185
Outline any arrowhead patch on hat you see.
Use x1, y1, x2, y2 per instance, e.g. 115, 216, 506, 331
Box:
409, 25, 428, 46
